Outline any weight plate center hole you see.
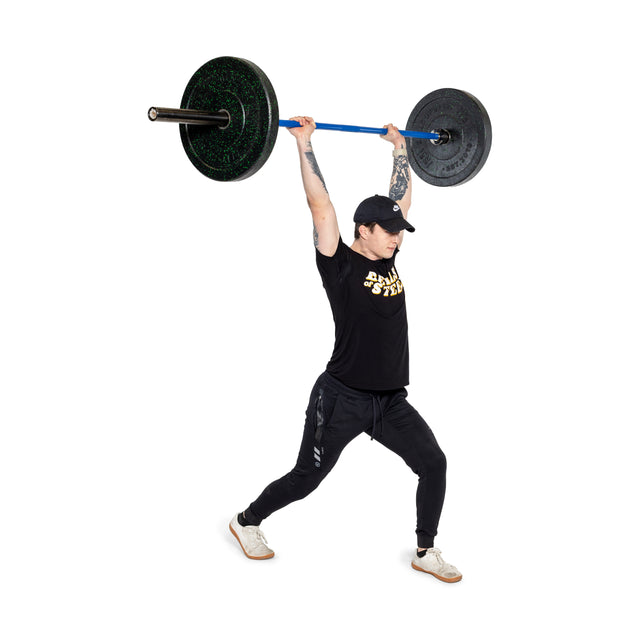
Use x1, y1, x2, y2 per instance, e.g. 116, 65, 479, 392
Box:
217, 109, 231, 130
430, 129, 452, 145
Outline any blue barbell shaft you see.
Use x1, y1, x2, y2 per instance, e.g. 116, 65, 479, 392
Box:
280, 119, 439, 140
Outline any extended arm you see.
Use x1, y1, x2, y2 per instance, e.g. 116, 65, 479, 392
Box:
381, 124, 412, 247
288, 117, 340, 257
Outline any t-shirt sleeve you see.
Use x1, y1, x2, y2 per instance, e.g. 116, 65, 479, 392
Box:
315, 237, 349, 287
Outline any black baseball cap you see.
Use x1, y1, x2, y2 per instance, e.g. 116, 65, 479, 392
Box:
353, 195, 415, 233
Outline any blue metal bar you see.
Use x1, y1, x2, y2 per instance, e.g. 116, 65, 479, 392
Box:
279, 119, 439, 141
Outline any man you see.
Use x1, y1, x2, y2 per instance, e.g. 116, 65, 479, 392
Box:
229, 117, 461, 583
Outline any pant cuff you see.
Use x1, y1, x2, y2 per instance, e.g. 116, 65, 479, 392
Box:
417, 534, 434, 549
244, 506, 262, 526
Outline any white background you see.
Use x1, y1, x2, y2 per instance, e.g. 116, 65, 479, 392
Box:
2, 1, 638, 638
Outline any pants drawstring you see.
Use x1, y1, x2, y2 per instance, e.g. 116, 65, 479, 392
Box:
371, 394, 384, 440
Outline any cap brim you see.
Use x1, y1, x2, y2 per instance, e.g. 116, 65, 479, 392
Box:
378, 218, 416, 233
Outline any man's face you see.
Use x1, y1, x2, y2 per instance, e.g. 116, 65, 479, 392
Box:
361, 224, 401, 260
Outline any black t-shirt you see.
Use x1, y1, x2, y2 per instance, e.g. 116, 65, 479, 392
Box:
316, 237, 409, 391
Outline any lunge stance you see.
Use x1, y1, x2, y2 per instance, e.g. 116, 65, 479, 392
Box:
230, 117, 461, 582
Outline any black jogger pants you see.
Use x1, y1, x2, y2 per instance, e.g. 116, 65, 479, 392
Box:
247, 371, 447, 549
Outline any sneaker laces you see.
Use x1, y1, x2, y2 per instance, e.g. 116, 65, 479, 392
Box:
425, 548, 459, 577
247, 526, 269, 547
256, 529, 269, 546
426, 548, 444, 567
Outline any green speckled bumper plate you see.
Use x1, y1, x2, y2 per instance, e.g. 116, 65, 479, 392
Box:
179, 57, 279, 181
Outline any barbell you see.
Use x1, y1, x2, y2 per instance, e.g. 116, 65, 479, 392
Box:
148, 56, 492, 186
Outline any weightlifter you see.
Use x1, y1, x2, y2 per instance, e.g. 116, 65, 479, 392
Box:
229, 117, 461, 582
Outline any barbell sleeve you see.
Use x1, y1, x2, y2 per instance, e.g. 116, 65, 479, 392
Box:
148, 107, 230, 127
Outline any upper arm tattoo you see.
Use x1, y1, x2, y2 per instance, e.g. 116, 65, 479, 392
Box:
313, 224, 319, 248
389, 153, 410, 202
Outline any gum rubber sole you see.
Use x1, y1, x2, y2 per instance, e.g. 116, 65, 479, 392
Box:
229, 523, 275, 560
411, 561, 462, 583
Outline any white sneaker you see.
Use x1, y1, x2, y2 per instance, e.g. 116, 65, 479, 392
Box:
229, 514, 274, 560
411, 548, 462, 583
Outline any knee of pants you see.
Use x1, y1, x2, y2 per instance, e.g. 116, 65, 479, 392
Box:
286, 465, 328, 499
415, 449, 447, 481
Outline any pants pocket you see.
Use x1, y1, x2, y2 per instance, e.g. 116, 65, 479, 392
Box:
313, 388, 325, 468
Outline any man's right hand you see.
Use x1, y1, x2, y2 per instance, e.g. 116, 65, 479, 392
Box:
287, 116, 317, 141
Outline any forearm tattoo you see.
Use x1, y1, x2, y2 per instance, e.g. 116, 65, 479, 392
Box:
389, 153, 410, 201
304, 146, 328, 193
